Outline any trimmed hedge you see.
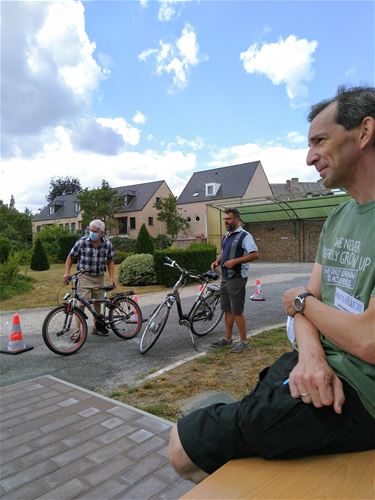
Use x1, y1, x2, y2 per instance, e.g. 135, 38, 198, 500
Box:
58, 234, 79, 262
30, 238, 50, 271
154, 243, 217, 287
135, 223, 154, 254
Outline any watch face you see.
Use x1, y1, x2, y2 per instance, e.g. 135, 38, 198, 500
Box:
294, 296, 303, 312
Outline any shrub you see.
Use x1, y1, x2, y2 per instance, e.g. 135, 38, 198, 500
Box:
118, 254, 157, 285
0, 237, 12, 263
154, 243, 217, 287
36, 225, 71, 262
58, 234, 79, 262
0, 254, 20, 283
30, 238, 50, 271
154, 234, 172, 250
14, 248, 32, 266
135, 224, 154, 255
110, 236, 137, 253
114, 250, 133, 264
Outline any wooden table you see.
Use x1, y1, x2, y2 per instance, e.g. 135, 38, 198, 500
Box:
181, 450, 375, 499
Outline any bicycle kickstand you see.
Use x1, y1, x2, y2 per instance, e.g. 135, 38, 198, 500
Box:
189, 331, 198, 351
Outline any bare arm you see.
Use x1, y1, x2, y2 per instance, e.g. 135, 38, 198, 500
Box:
211, 253, 222, 272
107, 259, 116, 286
284, 263, 375, 364
289, 313, 345, 413
63, 255, 73, 284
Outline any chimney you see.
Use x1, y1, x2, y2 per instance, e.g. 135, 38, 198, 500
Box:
290, 177, 299, 192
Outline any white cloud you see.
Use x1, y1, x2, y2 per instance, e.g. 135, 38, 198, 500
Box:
286, 131, 305, 144
240, 35, 318, 101
139, 0, 148, 7
175, 136, 205, 150
209, 142, 317, 184
133, 111, 147, 125
97, 117, 140, 146
158, 0, 188, 22
1, 0, 124, 160
138, 24, 205, 90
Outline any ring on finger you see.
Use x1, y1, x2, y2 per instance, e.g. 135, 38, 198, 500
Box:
300, 392, 309, 397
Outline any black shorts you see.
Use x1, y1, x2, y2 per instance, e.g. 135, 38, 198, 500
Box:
177, 351, 375, 474
221, 276, 247, 314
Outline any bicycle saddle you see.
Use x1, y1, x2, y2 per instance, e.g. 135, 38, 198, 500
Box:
202, 270, 219, 280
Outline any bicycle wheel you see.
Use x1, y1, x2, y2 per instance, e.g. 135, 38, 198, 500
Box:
109, 297, 142, 339
42, 305, 88, 356
190, 293, 223, 336
139, 300, 170, 354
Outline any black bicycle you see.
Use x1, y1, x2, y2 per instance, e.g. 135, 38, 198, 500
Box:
139, 257, 223, 354
42, 270, 142, 355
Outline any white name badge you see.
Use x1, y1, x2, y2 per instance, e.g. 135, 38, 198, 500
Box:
334, 287, 364, 314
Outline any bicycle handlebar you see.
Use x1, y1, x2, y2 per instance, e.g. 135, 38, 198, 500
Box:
163, 257, 218, 282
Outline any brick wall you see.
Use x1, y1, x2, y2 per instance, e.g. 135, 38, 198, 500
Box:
246, 219, 324, 262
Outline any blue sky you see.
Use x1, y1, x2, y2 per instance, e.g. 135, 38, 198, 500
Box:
1, 0, 374, 212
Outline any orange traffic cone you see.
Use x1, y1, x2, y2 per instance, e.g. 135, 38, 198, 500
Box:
250, 279, 265, 302
0, 313, 34, 355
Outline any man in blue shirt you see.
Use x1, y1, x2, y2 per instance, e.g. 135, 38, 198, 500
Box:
211, 208, 259, 352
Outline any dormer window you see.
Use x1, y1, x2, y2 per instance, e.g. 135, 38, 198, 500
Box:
74, 202, 80, 212
123, 190, 136, 207
193, 192, 199, 197
49, 205, 55, 215
205, 183, 220, 196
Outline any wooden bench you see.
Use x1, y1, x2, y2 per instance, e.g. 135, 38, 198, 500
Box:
181, 450, 375, 499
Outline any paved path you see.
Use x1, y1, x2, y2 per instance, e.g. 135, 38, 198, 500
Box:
0, 376, 193, 499
0, 263, 313, 391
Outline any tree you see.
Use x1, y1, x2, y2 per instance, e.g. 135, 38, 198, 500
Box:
0, 204, 32, 249
46, 176, 82, 202
135, 223, 155, 254
9, 195, 15, 209
77, 180, 125, 233
154, 195, 189, 238
30, 238, 50, 271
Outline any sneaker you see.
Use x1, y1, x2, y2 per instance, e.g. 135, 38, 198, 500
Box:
70, 330, 81, 343
211, 338, 233, 347
230, 342, 249, 353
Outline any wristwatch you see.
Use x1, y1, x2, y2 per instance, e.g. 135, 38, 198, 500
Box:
294, 292, 314, 313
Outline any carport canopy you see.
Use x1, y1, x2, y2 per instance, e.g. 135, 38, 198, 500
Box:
211, 193, 351, 223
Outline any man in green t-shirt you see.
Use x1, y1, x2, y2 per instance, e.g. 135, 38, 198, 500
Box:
169, 86, 375, 484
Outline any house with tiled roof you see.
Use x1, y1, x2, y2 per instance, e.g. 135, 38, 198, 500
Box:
176, 161, 273, 243
270, 177, 332, 199
32, 180, 173, 238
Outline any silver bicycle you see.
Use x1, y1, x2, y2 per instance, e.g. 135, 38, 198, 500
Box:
139, 257, 223, 354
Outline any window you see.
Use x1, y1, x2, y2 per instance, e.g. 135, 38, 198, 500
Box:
155, 197, 160, 205
130, 217, 136, 230
148, 217, 154, 226
49, 205, 55, 215
195, 216, 200, 222
65, 223, 69, 228
205, 183, 221, 196
37, 225, 41, 232
74, 202, 80, 212
192, 192, 199, 197
118, 217, 128, 235
71, 222, 76, 232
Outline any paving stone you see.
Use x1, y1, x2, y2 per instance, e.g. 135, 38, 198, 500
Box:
50, 439, 101, 466
0, 477, 51, 500
100, 416, 124, 429
96, 423, 136, 444
50, 383, 74, 393
119, 453, 167, 486
0, 444, 33, 464
40, 413, 81, 433
107, 405, 140, 421
0, 460, 57, 492
0, 429, 13, 440
57, 397, 80, 407
2, 394, 42, 412
159, 479, 195, 499
37, 478, 88, 500
43, 458, 95, 489
87, 436, 135, 464
78, 407, 100, 417
136, 415, 171, 433
40, 390, 61, 399
0, 460, 24, 480
2, 430, 42, 451
123, 474, 167, 499
0, 416, 22, 431
128, 428, 154, 443
18, 441, 69, 467
0, 404, 34, 421
127, 436, 166, 460
75, 478, 127, 500
82, 456, 132, 486
156, 462, 183, 483
22, 403, 61, 422
62, 423, 110, 447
